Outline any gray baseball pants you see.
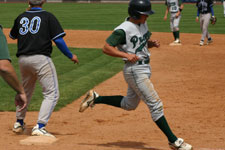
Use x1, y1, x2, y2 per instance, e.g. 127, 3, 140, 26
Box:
200, 13, 212, 41
170, 12, 181, 31
16, 55, 59, 125
120, 62, 164, 122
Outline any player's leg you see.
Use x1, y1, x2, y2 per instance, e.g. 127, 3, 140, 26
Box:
91, 85, 140, 110
32, 55, 59, 137
79, 78, 140, 111
223, 1, 225, 17
173, 15, 181, 42
13, 56, 37, 133
199, 14, 205, 45
125, 69, 177, 142
201, 13, 211, 45
130, 72, 192, 149
169, 13, 181, 45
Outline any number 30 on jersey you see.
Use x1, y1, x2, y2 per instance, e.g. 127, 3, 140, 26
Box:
19, 16, 41, 35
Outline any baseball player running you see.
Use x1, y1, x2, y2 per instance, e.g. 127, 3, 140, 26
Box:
10, 0, 78, 137
196, 0, 214, 46
79, 0, 192, 149
164, 0, 183, 46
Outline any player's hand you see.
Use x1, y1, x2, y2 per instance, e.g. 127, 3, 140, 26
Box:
15, 93, 27, 112
71, 54, 79, 64
126, 54, 139, 63
148, 40, 160, 48
175, 12, 180, 18
196, 17, 199, 22
163, 16, 167, 21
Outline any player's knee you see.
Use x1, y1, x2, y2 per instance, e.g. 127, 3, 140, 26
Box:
173, 27, 179, 31
147, 100, 164, 121
121, 101, 139, 111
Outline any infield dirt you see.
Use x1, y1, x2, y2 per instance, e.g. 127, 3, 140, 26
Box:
1, 29, 225, 150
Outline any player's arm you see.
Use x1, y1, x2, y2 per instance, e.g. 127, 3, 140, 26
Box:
164, 7, 169, 20
148, 40, 160, 48
196, 0, 200, 22
209, 1, 215, 17
176, 0, 183, 17
0, 60, 27, 111
102, 29, 139, 63
54, 37, 79, 64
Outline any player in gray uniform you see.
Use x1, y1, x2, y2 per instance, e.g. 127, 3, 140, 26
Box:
10, 0, 79, 137
222, 0, 225, 17
79, 0, 192, 149
164, 0, 183, 46
196, 0, 214, 46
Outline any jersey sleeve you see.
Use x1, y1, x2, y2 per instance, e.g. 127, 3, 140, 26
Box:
0, 29, 11, 60
48, 13, 66, 41
106, 29, 126, 47
9, 18, 19, 39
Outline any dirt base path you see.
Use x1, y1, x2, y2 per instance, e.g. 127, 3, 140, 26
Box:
1, 29, 225, 150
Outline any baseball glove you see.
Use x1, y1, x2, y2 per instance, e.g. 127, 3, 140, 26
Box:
210, 16, 217, 25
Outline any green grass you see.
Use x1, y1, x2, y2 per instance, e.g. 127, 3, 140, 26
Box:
0, 2, 224, 111
0, 44, 123, 111
0, 3, 224, 33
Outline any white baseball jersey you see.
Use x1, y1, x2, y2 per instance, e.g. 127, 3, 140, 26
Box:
166, 0, 180, 13
114, 20, 151, 61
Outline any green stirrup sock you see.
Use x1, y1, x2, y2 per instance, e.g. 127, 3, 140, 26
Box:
94, 96, 123, 108
176, 31, 180, 39
173, 32, 176, 40
155, 116, 177, 143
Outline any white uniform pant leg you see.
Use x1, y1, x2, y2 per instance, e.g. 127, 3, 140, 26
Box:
200, 13, 211, 41
122, 65, 164, 121
170, 13, 181, 32
121, 85, 141, 111
223, 1, 225, 16
37, 56, 59, 125
16, 56, 38, 119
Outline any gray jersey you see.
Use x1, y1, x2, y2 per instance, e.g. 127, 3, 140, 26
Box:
114, 20, 151, 61
166, 0, 180, 13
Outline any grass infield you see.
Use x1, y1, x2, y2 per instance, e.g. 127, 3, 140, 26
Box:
0, 45, 123, 111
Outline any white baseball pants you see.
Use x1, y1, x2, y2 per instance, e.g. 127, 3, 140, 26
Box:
16, 55, 59, 125
121, 63, 164, 122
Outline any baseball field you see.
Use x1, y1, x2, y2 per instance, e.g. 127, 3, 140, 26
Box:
0, 2, 225, 150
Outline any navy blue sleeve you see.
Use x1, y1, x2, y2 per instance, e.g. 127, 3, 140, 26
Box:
210, 6, 214, 16
54, 37, 73, 59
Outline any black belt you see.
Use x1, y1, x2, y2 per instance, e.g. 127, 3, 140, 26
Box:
124, 59, 150, 65
137, 59, 150, 65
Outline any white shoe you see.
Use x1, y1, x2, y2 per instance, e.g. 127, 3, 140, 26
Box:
200, 40, 204, 46
79, 90, 99, 112
32, 124, 55, 138
13, 122, 25, 133
170, 39, 182, 46
169, 138, 193, 150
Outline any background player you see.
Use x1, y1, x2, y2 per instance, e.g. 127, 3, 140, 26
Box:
10, 0, 79, 137
0, 25, 27, 112
164, 0, 183, 46
222, 0, 225, 17
196, 0, 214, 46
79, 0, 192, 149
